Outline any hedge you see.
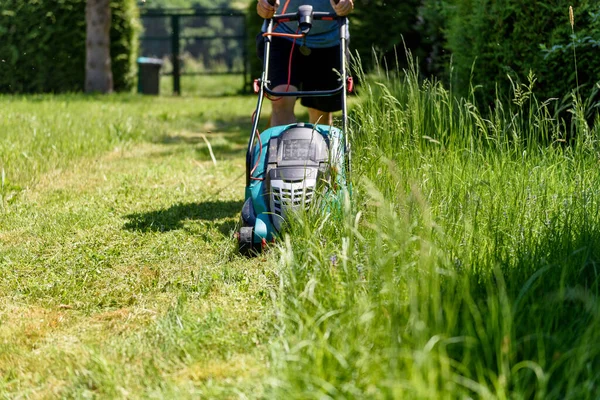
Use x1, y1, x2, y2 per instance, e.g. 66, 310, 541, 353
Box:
422, 0, 600, 105
0, 0, 139, 93
350, 0, 423, 72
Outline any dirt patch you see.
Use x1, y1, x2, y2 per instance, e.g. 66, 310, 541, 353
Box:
0, 303, 72, 346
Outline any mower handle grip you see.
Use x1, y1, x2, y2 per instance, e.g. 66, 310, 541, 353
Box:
266, 0, 339, 7
271, 11, 341, 22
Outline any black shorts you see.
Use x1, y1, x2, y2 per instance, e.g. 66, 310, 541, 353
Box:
256, 35, 342, 113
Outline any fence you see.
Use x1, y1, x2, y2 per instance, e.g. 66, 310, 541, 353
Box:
139, 8, 248, 95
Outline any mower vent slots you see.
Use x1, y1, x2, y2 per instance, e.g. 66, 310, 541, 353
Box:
272, 183, 315, 214
269, 179, 317, 228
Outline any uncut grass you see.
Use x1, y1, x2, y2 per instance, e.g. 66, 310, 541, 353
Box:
268, 65, 600, 398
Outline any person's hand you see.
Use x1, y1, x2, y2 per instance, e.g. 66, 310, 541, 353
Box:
331, 0, 353, 16
257, 0, 279, 19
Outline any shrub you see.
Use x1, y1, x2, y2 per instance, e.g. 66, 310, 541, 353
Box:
350, 0, 424, 72
0, 0, 139, 93
111, 0, 141, 92
431, 0, 600, 106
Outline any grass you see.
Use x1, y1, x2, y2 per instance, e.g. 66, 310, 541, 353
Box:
2, 67, 600, 398
265, 65, 600, 398
158, 74, 248, 97
0, 85, 275, 397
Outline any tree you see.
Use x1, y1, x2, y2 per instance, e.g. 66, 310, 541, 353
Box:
86, 0, 113, 93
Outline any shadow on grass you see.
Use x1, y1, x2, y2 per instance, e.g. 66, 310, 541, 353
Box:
123, 200, 242, 232
451, 219, 600, 396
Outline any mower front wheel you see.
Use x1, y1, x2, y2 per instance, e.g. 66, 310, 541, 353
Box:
238, 226, 255, 256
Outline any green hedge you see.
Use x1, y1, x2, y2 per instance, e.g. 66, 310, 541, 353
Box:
0, 0, 139, 93
422, 0, 600, 105
111, 0, 141, 92
351, 0, 423, 72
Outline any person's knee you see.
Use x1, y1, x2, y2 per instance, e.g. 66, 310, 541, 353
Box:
269, 85, 298, 126
270, 84, 297, 114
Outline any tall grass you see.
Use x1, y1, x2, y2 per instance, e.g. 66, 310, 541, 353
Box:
267, 63, 600, 398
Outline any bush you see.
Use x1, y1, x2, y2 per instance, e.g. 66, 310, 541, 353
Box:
350, 0, 423, 72
416, 0, 448, 79
427, 0, 600, 106
0, 0, 139, 93
111, 0, 141, 92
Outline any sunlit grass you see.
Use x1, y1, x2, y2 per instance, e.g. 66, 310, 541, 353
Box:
159, 74, 248, 97
0, 85, 273, 397
2, 61, 599, 398
267, 64, 600, 398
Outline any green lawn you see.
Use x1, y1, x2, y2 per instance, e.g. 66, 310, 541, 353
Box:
1, 70, 600, 398
267, 70, 600, 398
0, 90, 274, 397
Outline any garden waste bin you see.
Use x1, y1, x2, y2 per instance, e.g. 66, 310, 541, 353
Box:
137, 57, 163, 95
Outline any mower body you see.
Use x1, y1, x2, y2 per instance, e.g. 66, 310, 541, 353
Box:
239, 123, 345, 253
237, 9, 350, 254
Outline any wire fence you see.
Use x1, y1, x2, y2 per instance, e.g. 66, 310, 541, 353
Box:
139, 8, 249, 94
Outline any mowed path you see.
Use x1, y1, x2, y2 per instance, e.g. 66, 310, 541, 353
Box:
0, 94, 277, 398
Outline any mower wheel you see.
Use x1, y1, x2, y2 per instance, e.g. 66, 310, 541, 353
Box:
238, 226, 255, 256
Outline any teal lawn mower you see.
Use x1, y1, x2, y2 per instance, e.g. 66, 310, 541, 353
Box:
236, 4, 352, 254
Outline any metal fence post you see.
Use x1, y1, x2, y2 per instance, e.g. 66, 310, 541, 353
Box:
242, 14, 249, 94
171, 15, 181, 95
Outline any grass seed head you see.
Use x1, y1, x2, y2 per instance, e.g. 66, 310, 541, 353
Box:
569, 6, 574, 29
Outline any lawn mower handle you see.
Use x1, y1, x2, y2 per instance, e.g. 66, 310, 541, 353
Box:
268, 0, 341, 4
261, 13, 348, 98
248, 2, 351, 187
267, 0, 340, 8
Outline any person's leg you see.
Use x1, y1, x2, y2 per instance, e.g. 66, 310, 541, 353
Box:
257, 36, 301, 127
308, 108, 332, 125
269, 84, 298, 127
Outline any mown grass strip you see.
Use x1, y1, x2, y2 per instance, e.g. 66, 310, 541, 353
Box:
0, 92, 275, 398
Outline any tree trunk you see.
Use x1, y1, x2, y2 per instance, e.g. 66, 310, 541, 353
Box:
86, 0, 113, 93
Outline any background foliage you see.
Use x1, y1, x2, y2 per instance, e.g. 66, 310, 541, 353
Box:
350, 0, 423, 71
0, 0, 139, 93
419, 0, 600, 106
111, 0, 142, 91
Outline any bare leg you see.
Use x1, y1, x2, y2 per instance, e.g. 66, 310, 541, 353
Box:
308, 108, 333, 125
268, 84, 298, 127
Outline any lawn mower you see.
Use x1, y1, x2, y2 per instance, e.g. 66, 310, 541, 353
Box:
236, 4, 352, 254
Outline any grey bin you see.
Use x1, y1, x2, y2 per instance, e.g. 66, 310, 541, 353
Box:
137, 57, 163, 95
